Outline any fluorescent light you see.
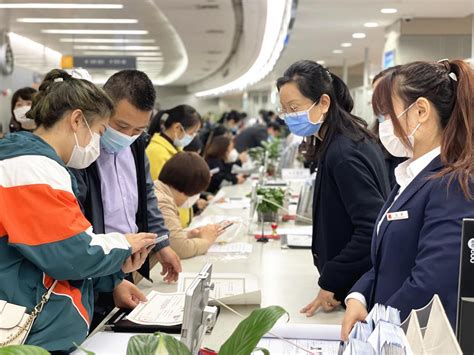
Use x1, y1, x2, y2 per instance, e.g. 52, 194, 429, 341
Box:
341, 42, 352, 48
0, 3, 123, 9
352, 32, 367, 39
381, 8, 398, 14
364, 22, 379, 28
81, 51, 162, 56
74, 45, 159, 51
194, 0, 292, 97
60, 38, 155, 44
42, 30, 148, 35
332, 49, 343, 54
18, 18, 137, 24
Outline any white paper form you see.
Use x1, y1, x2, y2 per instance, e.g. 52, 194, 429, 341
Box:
126, 291, 185, 326
177, 273, 261, 305
214, 197, 251, 210
208, 242, 253, 254
277, 226, 313, 235
257, 323, 342, 355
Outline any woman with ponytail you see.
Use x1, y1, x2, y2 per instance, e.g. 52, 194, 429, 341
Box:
146, 105, 202, 227
277, 60, 390, 316
146, 105, 202, 181
342, 59, 474, 338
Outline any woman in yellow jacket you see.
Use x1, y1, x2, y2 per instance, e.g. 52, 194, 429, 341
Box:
146, 104, 202, 226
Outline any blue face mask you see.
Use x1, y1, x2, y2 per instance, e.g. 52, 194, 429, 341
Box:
281, 102, 324, 137
174, 128, 195, 147
101, 126, 140, 153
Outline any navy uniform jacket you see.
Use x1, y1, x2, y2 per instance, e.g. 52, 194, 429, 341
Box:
350, 156, 474, 327
313, 133, 390, 301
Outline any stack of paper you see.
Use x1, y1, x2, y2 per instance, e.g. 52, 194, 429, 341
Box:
177, 272, 261, 305
344, 304, 411, 355
126, 291, 185, 326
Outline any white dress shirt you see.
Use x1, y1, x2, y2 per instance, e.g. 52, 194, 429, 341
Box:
345, 146, 441, 307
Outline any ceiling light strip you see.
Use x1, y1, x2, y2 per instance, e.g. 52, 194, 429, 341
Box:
60, 38, 156, 44
42, 30, 148, 35
0, 3, 123, 9
18, 18, 137, 24
194, 0, 293, 97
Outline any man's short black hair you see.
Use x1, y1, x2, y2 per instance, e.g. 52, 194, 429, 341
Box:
267, 121, 282, 132
103, 70, 156, 111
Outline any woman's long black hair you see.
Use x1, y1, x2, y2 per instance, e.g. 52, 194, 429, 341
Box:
276, 60, 374, 161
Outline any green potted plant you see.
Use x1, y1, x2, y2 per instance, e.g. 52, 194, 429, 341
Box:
2, 306, 288, 355
261, 139, 281, 176
256, 187, 285, 223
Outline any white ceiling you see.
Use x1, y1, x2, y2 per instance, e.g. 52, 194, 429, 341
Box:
254, 0, 474, 89
0, 0, 241, 85
0, 0, 472, 90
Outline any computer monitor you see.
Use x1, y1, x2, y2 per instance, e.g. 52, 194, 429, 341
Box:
180, 263, 217, 355
456, 218, 474, 353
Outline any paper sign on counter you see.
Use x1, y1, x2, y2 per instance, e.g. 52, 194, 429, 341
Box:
177, 272, 261, 305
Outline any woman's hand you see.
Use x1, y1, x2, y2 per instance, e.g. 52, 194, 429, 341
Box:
113, 280, 147, 309
300, 288, 341, 316
121, 245, 153, 273
239, 151, 249, 163
236, 174, 246, 184
198, 224, 222, 244
125, 232, 157, 253
196, 198, 208, 210
341, 299, 368, 340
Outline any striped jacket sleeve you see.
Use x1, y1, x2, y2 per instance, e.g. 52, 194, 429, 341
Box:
0, 155, 131, 280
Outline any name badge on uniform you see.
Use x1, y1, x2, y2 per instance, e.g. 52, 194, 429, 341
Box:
387, 211, 409, 221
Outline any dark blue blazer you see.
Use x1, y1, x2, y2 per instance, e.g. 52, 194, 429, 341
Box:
351, 156, 474, 328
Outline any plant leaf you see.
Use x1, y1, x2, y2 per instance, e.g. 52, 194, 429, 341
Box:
219, 306, 288, 355
0, 345, 50, 355
126, 333, 190, 355
126, 334, 160, 355
158, 332, 191, 355
252, 347, 270, 355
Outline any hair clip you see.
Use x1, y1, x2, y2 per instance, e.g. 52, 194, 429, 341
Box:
54, 78, 64, 83
448, 72, 458, 82
161, 112, 169, 121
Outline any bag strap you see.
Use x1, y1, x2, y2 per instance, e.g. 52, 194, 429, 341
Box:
0, 280, 58, 346
32, 280, 58, 316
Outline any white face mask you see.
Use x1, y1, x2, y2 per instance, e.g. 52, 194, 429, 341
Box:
13, 105, 32, 124
378, 103, 421, 158
180, 194, 200, 209
226, 148, 239, 163
67, 118, 101, 169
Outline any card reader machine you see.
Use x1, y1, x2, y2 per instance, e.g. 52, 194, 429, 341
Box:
181, 263, 218, 354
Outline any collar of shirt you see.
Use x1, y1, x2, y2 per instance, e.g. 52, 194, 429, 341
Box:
394, 146, 441, 189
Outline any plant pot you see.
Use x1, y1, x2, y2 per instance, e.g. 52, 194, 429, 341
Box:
258, 211, 278, 223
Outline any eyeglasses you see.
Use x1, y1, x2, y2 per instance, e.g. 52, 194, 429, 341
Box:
277, 102, 317, 116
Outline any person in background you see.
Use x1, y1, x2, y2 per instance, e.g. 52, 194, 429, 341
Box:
9, 87, 37, 132
277, 60, 390, 316
371, 66, 406, 188
217, 110, 243, 135
341, 59, 474, 338
0, 69, 155, 352
205, 135, 246, 194
146, 104, 202, 181
234, 121, 282, 153
146, 104, 203, 228
156, 152, 224, 258
72, 70, 181, 329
